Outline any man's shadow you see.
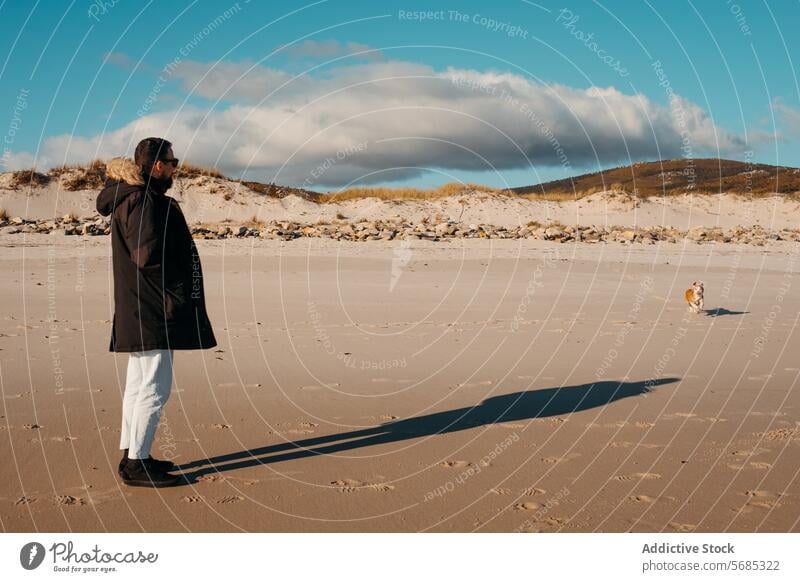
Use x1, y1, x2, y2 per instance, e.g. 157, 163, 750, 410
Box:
176, 377, 678, 484
704, 307, 749, 317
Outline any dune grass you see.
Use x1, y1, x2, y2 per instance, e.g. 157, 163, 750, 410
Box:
323, 182, 502, 202
176, 162, 226, 180
57, 159, 106, 190
9, 169, 51, 188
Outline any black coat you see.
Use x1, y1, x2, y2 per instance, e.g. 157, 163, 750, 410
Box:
96, 159, 216, 352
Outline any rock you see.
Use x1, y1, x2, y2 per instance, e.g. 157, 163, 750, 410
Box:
544, 226, 564, 240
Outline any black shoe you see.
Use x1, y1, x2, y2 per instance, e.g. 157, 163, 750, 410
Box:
120, 459, 181, 488
119, 449, 176, 474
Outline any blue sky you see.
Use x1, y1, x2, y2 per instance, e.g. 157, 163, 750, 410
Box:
1, 0, 798, 190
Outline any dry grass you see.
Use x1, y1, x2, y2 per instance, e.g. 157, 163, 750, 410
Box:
9, 169, 51, 188
323, 182, 501, 202
245, 214, 267, 228
60, 159, 106, 190
176, 162, 226, 180
0, 208, 7, 221
240, 181, 277, 196
519, 191, 584, 202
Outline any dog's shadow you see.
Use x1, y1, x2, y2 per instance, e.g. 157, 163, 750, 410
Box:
704, 307, 749, 317
176, 377, 679, 484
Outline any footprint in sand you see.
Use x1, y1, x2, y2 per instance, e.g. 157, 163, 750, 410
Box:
284, 428, 315, 435
215, 495, 244, 504
197, 474, 226, 483
614, 472, 661, 482
743, 490, 782, 509
181, 496, 204, 503
14, 496, 35, 506
668, 522, 696, 532
729, 447, 770, 457
54, 495, 85, 506
330, 479, 394, 493
522, 487, 547, 496
730, 461, 773, 470
497, 422, 526, 429
541, 453, 580, 465
22, 423, 42, 429
440, 460, 471, 468
490, 487, 512, 495
629, 495, 656, 504
513, 501, 543, 511
759, 427, 800, 441
211, 423, 231, 430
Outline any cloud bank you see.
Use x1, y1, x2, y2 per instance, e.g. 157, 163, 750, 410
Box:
7, 59, 750, 187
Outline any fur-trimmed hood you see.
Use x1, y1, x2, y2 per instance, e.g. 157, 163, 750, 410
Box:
105, 157, 144, 186
95, 157, 145, 217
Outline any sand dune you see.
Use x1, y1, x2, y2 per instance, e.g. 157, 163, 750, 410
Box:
2, 171, 800, 231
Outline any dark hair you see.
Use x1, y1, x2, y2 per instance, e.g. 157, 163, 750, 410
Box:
135, 137, 173, 175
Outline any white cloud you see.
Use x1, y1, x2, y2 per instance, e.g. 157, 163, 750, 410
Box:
7, 59, 751, 187
103, 51, 149, 72
774, 97, 800, 135
276, 39, 384, 60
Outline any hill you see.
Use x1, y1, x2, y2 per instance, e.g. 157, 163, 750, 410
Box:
511, 158, 800, 198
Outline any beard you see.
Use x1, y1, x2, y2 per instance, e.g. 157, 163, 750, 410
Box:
146, 174, 173, 194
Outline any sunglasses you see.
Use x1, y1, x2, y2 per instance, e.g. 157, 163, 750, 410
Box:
160, 157, 179, 166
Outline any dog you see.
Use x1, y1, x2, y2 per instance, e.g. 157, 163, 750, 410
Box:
684, 281, 705, 314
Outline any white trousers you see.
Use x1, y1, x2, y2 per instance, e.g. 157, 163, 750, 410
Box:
119, 349, 173, 460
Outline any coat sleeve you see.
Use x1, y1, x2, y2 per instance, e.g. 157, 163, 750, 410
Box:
123, 193, 164, 271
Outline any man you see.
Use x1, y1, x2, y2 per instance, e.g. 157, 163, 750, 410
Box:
96, 137, 217, 487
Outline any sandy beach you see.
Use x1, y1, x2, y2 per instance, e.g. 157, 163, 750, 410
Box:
1, 232, 798, 532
